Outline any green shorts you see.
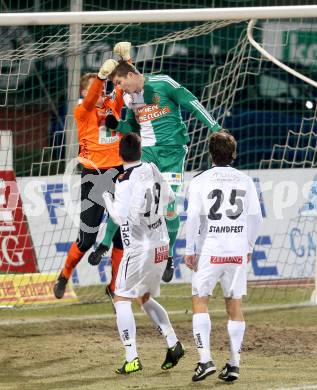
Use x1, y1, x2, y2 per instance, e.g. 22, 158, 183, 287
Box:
141, 145, 188, 188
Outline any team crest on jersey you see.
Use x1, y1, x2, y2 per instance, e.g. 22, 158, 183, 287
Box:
152, 94, 160, 104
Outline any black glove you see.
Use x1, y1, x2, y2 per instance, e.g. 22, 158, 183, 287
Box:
105, 114, 119, 130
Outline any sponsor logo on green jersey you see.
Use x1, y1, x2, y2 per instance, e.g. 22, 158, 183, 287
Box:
137, 104, 171, 123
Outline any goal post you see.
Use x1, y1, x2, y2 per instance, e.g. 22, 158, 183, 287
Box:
0, 5, 317, 306
0, 5, 317, 25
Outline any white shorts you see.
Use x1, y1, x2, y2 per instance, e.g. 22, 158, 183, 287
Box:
192, 254, 247, 299
115, 245, 168, 299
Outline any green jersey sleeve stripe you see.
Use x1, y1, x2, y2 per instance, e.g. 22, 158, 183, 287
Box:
192, 100, 217, 124
148, 75, 180, 88
190, 100, 218, 126
148, 76, 180, 88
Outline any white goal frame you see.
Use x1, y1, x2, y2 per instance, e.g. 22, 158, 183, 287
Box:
0, 5, 317, 304
0, 6, 317, 25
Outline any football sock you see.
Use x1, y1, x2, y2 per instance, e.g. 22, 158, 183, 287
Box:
102, 217, 118, 249
109, 247, 123, 292
227, 320, 245, 367
142, 298, 178, 348
115, 300, 138, 362
62, 242, 85, 279
193, 313, 212, 364
165, 215, 180, 257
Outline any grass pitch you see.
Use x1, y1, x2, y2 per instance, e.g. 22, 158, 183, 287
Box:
0, 284, 316, 390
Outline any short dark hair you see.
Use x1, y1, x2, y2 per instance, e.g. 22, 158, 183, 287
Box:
119, 133, 141, 162
108, 60, 140, 81
208, 130, 237, 166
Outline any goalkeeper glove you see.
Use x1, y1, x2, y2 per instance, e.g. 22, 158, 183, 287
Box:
114, 42, 131, 61
105, 114, 119, 130
98, 59, 118, 80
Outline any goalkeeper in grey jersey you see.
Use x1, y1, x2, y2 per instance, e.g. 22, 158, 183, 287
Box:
101, 42, 221, 282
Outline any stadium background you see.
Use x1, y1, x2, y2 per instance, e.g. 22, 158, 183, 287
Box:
1, 0, 316, 175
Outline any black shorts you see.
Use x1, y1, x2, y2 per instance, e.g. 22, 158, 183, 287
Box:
76, 165, 124, 252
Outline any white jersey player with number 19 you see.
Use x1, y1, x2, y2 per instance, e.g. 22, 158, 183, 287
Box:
104, 160, 173, 298
104, 133, 185, 375
185, 130, 262, 384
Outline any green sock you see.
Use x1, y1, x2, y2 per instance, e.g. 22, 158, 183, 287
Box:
102, 217, 119, 249
165, 215, 180, 257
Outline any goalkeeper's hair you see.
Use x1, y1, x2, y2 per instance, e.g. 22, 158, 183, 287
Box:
209, 129, 237, 166
108, 60, 140, 80
80, 73, 97, 94
119, 133, 141, 162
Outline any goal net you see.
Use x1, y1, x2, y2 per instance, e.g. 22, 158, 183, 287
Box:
0, 6, 316, 307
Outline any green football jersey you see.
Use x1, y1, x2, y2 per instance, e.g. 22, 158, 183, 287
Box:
117, 74, 221, 146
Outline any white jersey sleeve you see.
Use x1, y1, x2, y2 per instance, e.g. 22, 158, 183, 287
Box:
104, 180, 132, 226
185, 176, 203, 255
245, 176, 263, 251
247, 213, 263, 252
246, 177, 262, 215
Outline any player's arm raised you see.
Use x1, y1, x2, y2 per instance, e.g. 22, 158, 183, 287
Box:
165, 77, 221, 132
82, 59, 118, 111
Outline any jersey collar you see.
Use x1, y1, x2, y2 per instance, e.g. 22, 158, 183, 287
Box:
123, 161, 142, 171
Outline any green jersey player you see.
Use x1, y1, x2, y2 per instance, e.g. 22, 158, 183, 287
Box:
93, 42, 221, 282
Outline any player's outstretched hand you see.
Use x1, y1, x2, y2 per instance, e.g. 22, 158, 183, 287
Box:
98, 59, 118, 80
114, 42, 131, 61
184, 254, 198, 272
105, 114, 119, 130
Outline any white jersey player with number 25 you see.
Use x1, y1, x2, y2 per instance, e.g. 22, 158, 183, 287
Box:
104, 133, 185, 375
185, 130, 262, 384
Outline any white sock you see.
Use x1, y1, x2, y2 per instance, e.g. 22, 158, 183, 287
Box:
227, 320, 246, 367
115, 300, 138, 362
142, 298, 178, 348
192, 313, 212, 363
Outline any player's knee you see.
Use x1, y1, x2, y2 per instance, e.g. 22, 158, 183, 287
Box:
192, 295, 209, 313
225, 298, 243, 320
139, 293, 150, 304
166, 200, 178, 220
114, 295, 131, 304
166, 210, 177, 219
77, 238, 95, 253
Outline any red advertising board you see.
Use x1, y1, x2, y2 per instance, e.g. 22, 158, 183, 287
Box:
0, 170, 38, 273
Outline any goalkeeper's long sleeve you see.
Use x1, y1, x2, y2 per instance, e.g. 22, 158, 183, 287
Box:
82, 77, 104, 112
168, 84, 221, 132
